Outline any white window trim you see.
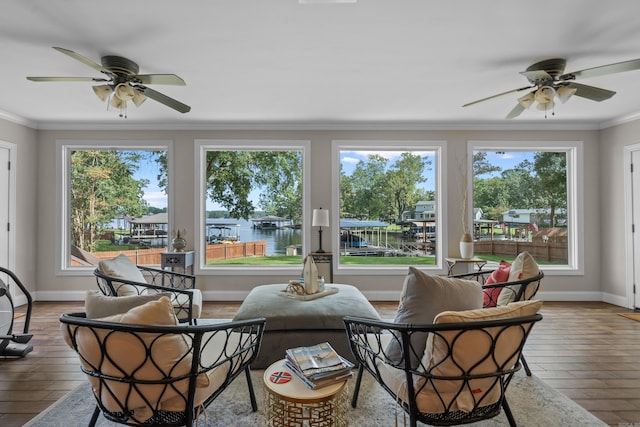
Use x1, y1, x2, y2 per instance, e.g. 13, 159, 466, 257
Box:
332, 140, 447, 276
56, 139, 174, 276
468, 140, 584, 275
194, 139, 311, 275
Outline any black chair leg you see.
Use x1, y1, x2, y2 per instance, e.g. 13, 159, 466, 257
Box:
245, 366, 258, 412
351, 364, 364, 408
521, 354, 532, 376
502, 398, 517, 427
88, 405, 100, 427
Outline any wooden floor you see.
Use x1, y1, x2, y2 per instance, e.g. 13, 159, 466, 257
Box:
1, 300, 639, 426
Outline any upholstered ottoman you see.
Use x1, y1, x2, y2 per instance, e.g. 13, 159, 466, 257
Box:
233, 283, 381, 368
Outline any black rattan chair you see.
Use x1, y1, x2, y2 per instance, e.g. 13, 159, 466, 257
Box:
61, 312, 266, 427
94, 266, 200, 323
451, 269, 544, 375
344, 303, 542, 427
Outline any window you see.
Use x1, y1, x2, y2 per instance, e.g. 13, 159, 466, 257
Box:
57, 140, 172, 273
196, 140, 310, 273
333, 140, 445, 273
469, 141, 583, 273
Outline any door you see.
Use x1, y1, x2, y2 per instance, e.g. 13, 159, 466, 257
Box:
633, 150, 640, 309
0, 145, 11, 300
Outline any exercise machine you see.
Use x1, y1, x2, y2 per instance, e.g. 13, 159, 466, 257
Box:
0, 267, 33, 357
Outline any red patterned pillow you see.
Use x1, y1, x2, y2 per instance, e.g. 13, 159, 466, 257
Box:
483, 261, 511, 307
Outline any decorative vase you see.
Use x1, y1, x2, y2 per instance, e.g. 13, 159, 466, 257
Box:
171, 229, 187, 252
459, 232, 474, 259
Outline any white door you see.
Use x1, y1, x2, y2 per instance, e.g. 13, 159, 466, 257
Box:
633, 150, 640, 309
0, 146, 11, 301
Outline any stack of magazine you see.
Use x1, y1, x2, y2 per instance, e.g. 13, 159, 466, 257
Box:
285, 342, 354, 389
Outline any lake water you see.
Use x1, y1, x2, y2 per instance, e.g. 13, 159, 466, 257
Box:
207, 219, 301, 255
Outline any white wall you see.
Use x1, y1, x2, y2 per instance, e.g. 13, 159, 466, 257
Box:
600, 120, 640, 306
0, 119, 38, 294
23, 126, 605, 303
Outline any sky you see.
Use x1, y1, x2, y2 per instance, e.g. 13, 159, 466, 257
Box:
133, 149, 537, 211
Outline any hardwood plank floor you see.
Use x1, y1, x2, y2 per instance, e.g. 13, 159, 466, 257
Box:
1, 300, 638, 426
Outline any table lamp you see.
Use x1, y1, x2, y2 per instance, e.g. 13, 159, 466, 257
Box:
312, 208, 330, 253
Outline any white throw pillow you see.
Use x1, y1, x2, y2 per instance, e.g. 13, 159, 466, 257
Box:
98, 254, 147, 296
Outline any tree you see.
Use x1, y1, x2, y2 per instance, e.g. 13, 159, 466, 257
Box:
349, 155, 388, 219
205, 150, 302, 221
70, 150, 148, 251
385, 152, 429, 221
533, 152, 567, 227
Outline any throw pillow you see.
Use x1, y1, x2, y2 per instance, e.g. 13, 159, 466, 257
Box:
386, 267, 482, 369
84, 290, 171, 319
417, 300, 543, 413
482, 260, 511, 307
497, 251, 540, 306
67, 297, 208, 421
98, 254, 147, 296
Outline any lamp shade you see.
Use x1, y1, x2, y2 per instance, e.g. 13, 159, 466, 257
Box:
556, 86, 577, 104
517, 91, 535, 109
114, 83, 135, 101
132, 90, 147, 107
312, 209, 329, 227
92, 85, 112, 102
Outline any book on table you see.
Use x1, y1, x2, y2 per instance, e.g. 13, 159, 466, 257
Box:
285, 342, 354, 389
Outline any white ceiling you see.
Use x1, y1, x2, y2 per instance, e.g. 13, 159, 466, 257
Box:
3, 0, 640, 129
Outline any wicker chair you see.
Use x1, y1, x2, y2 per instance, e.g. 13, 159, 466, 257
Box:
344, 301, 542, 427
60, 311, 266, 427
94, 266, 200, 324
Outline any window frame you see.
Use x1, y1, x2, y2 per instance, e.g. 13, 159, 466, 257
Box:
56, 139, 174, 276
468, 140, 584, 274
332, 140, 447, 276
195, 139, 311, 275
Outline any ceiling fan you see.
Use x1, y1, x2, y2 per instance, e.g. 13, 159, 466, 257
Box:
27, 47, 190, 117
463, 57, 640, 119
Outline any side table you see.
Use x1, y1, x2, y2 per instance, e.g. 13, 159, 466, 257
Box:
310, 252, 333, 283
445, 257, 487, 276
161, 250, 195, 274
264, 359, 348, 427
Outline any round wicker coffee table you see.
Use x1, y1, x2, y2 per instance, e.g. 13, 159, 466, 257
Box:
264, 359, 348, 427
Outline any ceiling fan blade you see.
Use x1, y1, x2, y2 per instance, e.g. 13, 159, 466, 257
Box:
463, 85, 532, 107
505, 103, 526, 119
560, 58, 640, 80
52, 47, 112, 75
26, 76, 108, 82
135, 74, 186, 85
133, 85, 191, 113
565, 82, 616, 102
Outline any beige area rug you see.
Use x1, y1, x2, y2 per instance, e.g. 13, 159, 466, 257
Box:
12, 312, 25, 319
618, 312, 640, 322
26, 370, 606, 427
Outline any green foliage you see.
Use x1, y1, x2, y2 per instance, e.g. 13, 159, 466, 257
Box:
205, 150, 302, 221
472, 151, 567, 225
340, 152, 432, 222
70, 150, 149, 251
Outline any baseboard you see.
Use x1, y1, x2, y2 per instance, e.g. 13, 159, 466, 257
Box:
28, 289, 630, 309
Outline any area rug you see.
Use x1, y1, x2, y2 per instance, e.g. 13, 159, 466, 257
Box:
26, 370, 605, 427
618, 312, 640, 322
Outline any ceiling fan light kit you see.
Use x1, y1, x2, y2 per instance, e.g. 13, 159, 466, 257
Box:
464, 56, 640, 119
27, 47, 190, 118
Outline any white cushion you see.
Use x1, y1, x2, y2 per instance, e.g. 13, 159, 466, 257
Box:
497, 252, 540, 306
98, 254, 147, 296
63, 297, 209, 422
84, 290, 170, 319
